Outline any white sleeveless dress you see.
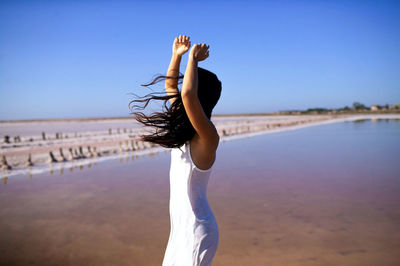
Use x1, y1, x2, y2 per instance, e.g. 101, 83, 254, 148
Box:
162, 141, 219, 266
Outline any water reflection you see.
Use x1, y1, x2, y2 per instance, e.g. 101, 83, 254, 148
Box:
350, 118, 400, 124
352, 119, 368, 123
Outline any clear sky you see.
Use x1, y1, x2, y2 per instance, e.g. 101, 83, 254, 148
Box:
0, 0, 399, 120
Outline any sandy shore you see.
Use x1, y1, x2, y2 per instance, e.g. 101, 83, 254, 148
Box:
1, 114, 399, 178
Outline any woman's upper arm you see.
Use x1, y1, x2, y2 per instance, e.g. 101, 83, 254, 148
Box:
181, 92, 219, 148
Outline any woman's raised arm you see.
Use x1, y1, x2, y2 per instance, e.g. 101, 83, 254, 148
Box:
181, 43, 219, 151
165, 35, 191, 104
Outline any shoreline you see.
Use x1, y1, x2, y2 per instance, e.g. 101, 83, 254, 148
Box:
220, 114, 400, 141
1, 114, 399, 179
1, 111, 398, 123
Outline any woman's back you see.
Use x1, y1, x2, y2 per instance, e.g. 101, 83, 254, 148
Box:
162, 141, 219, 266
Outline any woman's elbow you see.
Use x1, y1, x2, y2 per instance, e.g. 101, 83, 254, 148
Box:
181, 88, 197, 100
210, 131, 220, 151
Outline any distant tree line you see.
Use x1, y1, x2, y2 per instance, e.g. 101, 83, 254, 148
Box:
280, 102, 399, 115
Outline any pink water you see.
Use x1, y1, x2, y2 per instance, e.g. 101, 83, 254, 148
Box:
0, 119, 399, 265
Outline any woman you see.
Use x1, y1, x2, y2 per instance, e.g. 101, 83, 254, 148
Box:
130, 35, 222, 265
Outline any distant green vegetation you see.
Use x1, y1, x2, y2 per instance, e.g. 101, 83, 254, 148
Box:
279, 102, 400, 115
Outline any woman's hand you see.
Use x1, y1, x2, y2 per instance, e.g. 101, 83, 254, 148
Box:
189, 43, 210, 62
173, 35, 191, 56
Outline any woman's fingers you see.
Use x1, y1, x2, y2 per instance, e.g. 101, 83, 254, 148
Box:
197, 43, 209, 51
176, 35, 191, 44
198, 43, 209, 48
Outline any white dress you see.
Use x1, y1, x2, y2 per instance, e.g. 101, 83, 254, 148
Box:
162, 141, 219, 266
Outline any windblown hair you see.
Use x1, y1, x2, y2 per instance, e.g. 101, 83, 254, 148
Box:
129, 67, 222, 149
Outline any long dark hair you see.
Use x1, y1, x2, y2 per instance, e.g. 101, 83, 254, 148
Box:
129, 67, 222, 149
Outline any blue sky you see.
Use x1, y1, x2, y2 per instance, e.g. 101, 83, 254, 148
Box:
0, 0, 399, 120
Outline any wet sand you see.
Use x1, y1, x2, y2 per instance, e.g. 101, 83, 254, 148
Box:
0, 120, 399, 265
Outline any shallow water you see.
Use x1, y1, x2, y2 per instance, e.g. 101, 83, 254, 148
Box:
0, 119, 399, 266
